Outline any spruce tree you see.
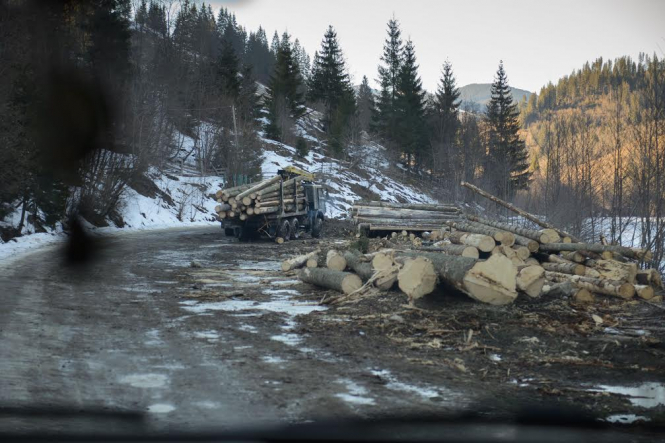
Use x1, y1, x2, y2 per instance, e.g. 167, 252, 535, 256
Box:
372, 17, 403, 146
135, 0, 147, 27
308, 26, 355, 136
264, 32, 305, 141
485, 61, 531, 198
357, 75, 375, 132
394, 39, 427, 170
218, 25, 240, 98
430, 60, 461, 181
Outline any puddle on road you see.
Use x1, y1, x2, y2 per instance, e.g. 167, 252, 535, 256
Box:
119, 373, 168, 388
589, 382, 665, 408
237, 260, 281, 271
179, 298, 325, 316
193, 330, 220, 341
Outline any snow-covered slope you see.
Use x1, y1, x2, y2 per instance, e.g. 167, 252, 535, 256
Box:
1, 107, 439, 258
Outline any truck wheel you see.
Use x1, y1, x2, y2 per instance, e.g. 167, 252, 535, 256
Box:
278, 219, 291, 242
311, 217, 323, 238
290, 218, 299, 240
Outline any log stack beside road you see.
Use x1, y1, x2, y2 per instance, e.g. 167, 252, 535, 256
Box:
279, 184, 662, 308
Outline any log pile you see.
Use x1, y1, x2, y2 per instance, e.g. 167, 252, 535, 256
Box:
214, 177, 306, 221
351, 201, 463, 235
280, 186, 662, 308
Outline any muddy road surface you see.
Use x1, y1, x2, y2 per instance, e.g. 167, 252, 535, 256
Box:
0, 225, 663, 439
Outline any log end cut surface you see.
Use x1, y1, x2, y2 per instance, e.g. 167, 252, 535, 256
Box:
463, 254, 518, 305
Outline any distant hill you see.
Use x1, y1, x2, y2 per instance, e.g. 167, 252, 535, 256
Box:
459, 83, 532, 111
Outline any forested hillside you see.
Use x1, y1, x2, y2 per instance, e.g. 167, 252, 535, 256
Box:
459, 83, 532, 110
518, 55, 665, 269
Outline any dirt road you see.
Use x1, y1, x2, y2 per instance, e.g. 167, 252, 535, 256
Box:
1, 225, 663, 438
0, 226, 472, 434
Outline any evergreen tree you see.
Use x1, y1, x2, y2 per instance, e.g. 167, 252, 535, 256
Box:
146, 1, 167, 35
264, 32, 305, 141
237, 64, 261, 122
309, 28, 354, 122
270, 31, 280, 56
245, 26, 274, 83
135, 0, 147, 27
394, 39, 427, 169
356, 75, 375, 132
430, 60, 461, 180
484, 61, 531, 198
218, 29, 240, 98
373, 17, 403, 148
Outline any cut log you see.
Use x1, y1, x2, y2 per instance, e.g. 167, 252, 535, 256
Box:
541, 262, 586, 276
343, 250, 374, 282
513, 234, 539, 253
541, 229, 562, 243
298, 267, 363, 295
448, 231, 495, 252
399, 252, 518, 305
372, 252, 395, 272
255, 196, 305, 208
306, 256, 318, 268
516, 265, 545, 298
524, 257, 540, 266
397, 256, 438, 302
281, 249, 321, 272
246, 207, 255, 216
544, 272, 635, 299
255, 177, 303, 197
635, 284, 655, 300
563, 251, 586, 263
461, 181, 580, 242
512, 246, 531, 261
326, 250, 347, 271
538, 242, 649, 260
466, 215, 552, 244
275, 237, 284, 244
353, 201, 460, 212
236, 176, 282, 200
586, 259, 637, 284
419, 244, 479, 258
445, 221, 515, 246
543, 282, 594, 302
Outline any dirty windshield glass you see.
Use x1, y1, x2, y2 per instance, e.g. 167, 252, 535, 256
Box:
1, 0, 664, 440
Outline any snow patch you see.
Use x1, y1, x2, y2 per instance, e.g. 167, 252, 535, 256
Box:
119, 373, 168, 388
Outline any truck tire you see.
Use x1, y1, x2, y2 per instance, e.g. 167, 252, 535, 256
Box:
311, 216, 323, 238
278, 219, 291, 242
290, 218, 300, 240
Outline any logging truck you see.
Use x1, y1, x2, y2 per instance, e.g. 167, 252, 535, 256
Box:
219, 167, 325, 241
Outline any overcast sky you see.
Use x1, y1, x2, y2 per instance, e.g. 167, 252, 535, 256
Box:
209, 0, 665, 93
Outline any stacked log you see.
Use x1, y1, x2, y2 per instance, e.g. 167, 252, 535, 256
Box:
352, 201, 462, 236
277, 186, 661, 308
214, 177, 306, 222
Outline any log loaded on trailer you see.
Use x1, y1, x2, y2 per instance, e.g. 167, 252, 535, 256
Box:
214, 166, 326, 241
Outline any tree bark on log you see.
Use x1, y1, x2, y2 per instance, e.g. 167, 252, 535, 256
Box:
354, 202, 460, 212
418, 244, 479, 258
281, 249, 321, 272
255, 177, 303, 197
544, 271, 635, 299
446, 221, 515, 246
543, 282, 594, 302
466, 215, 552, 244
447, 231, 495, 252
461, 181, 580, 242
236, 176, 282, 200
541, 262, 586, 276
298, 267, 363, 294
343, 250, 374, 282
585, 259, 637, 284
539, 242, 649, 260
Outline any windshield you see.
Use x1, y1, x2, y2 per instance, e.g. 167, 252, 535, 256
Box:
1, 0, 664, 439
